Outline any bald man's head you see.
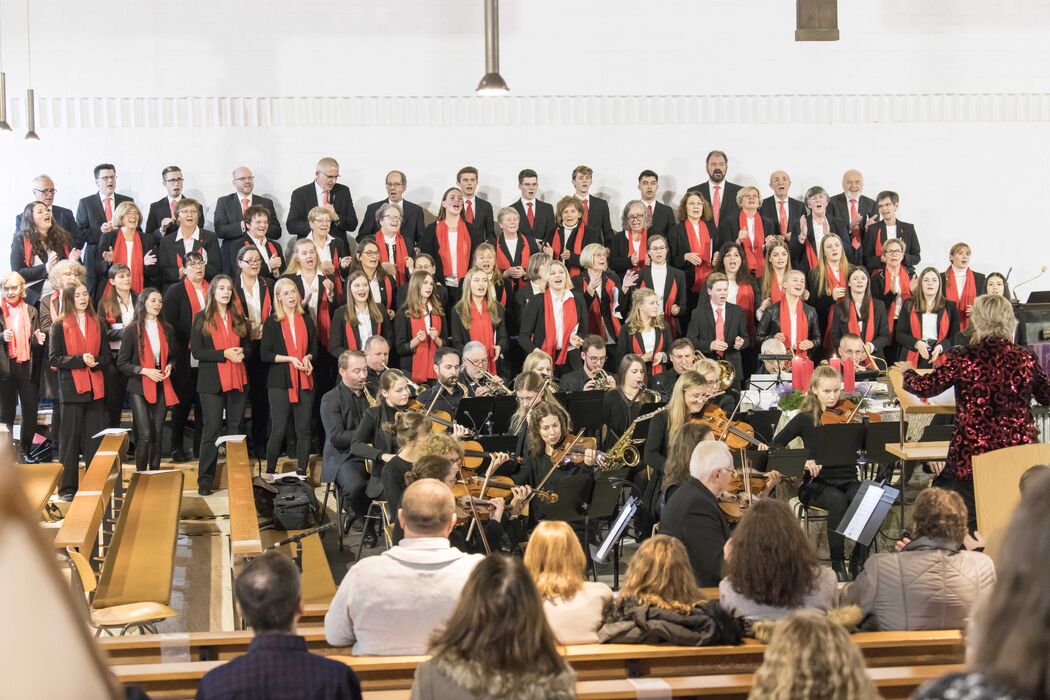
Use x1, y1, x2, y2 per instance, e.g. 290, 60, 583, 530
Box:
398, 479, 456, 538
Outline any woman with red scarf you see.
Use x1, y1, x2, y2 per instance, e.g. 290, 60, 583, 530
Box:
636, 235, 686, 340
870, 238, 911, 362
97, 264, 137, 429
670, 191, 715, 311
263, 278, 317, 475
830, 267, 890, 364
354, 237, 397, 323
757, 236, 794, 321
98, 201, 158, 295
191, 275, 251, 494
790, 186, 850, 275
374, 202, 413, 287
49, 282, 110, 500
306, 205, 351, 300
757, 270, 820, 361
421, 187, 477, 306
895, 267, 960, 369
394, 270, 448, 385
10, 200, 79, 307
580, 243, 629, 359
943, 242, 986, 333
162, 252, 209, 463
542, 197, 594, 277
717, 186, 773, 279
608, 201, 650, 278
495, 207, 538, 295
518, 261, 589, 377
330, 270, 391, 358
117, 288, 177, 473
285, 238, 337, 419
807, 234, 852, 356
713, 242, 760, 359
0, 272, 47, 461
616, 288, 671, 377
451, 267, 509, 376
233, 245, 273, 454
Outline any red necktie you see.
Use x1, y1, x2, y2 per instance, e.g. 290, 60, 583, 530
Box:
778, 199, 788, 235
715, 307, 725, 356
526, 202, 535, 228
849, 198, 859, 223
712, 185, 722, 228
241, 198, 250, 214
849, 198, 861, 247
647, 203, 653, 220
323, 190, 330, 206
103, 197, 113, 221
169, 199, 177, 217
465, 199, 475, 224
581, 198, 590, 228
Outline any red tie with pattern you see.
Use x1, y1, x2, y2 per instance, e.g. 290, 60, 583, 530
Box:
715, 307, 725, 357
465, 199, 475, 224
526, 202, 535, 228
169, 199, 177, 217
103, 197, 113, 222
582, 198, 589, 229
241, 198, 250, 214
323, 190, 330, 206
778, 199, 788, 235
849, 198, 861, 248
712, 185, 722, 228
647, 203, 653, 221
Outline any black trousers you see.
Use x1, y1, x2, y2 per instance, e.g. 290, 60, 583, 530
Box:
311, 352, 337, 449
933, 475, 978, 533
267, 388, 314, 474
170, 362, 202, 455
0, 360, 39, 455
335, 461, 371, 517
129, 393, 167, 471
800, 476, 868, 563
244, 356, 269, 455
103, 360, 130, 428
45, 367, 62, 449
58, 398, 105, 497
198, 390, 247, 489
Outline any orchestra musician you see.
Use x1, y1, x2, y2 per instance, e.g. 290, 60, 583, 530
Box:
559, 335, 610, 392
522, 349, 555, 383
459, 340, 498, 396
757, 270, 820, 361
669, 190, 715, 311
380, 411, 434, 532
233, 246, 273, 454
509, 370, 557, 455
651, 338, 696, 401
394, 269, 448, 386
894, 267, 960, 369
330, 270, 393, 358
363, 334, 389, 395
601, 353, 654, 453
450, 267, 509, 376
0, 272, 47, 461
161, 252, 207, 463
518, 260, 588, 377
579, 243, 629, 361
320, 350, 371, 525
96, 264, 136, 429
615, 288, 671, 377
416, 346, 468, 416
636, 235, 686, 339
829, 267, 890, 364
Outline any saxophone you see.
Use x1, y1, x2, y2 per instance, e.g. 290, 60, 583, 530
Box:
600, 405, 669, 471
363, 384, 378, 408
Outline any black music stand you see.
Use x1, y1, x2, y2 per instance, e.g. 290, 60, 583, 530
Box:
812, 423, 866, 470
586, 468, 632, 588
863, 421, 906, 482
746, 408, 782, 446
487, 396, 521, 434
475, 436, 522, 477
741, 448, 809, 481
834, 480, 901, 547
455, 396, 495, 435
558, 391, 606, 437
539, 474, 593, 524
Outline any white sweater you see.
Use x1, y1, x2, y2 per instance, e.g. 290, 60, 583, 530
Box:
543, 581, 614, 645
324, 537, 483, 655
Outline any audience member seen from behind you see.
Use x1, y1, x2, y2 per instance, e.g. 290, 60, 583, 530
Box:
324, 479, 483, 655
196, 551, 362, 700
410, 554, 576, 700
523, 520, 613, 645
598, 534, 742, 646
914, 470, 1050, 700
747, 610, 879, 700
720, 499, 838, 621
840, 487, 995, 631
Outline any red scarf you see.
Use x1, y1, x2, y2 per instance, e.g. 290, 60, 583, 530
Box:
437, 220, 471, 282
320, 240, 344, 301
584, 275, 621, 340
882, 267, 910, 333
735, 282, 756, 338
847, 298, 876, 343
738, 212, 765, 277
803, 219, 822, 269
232, 279, 272, 334
281, 313, 314, 403
112, 231, 145, 293
546, 229, 564, 260
174, 236, 204, 269
1, 298, 31, 362
62, 314, 105, 399
342, 307, 374, 352
626, 229, 648, 270
315, 277, 332, 349
873, 224, 894, 257
780, 298, 809, 354
907, 307, 950, 366
184, 278, 209, 319
409, 310, 442, 383
565, 226, 587, 258
641, 271, 680, 338
468, 300, 498, 374
631, 329, 666, 375
684, 219, 713, 292
23, 235, 69, 267
769, 273, 785, 305
242, 238, 281, 274
541, 290, 578, 366
377, 230, 409, 285
140, 324, 178, 405
496, 236, 531, 292
824, 264, 846, 296
945, 267, 977, 331
210, 312, 247, 392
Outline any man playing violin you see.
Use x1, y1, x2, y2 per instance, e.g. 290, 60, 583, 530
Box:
417, 346, 469, 416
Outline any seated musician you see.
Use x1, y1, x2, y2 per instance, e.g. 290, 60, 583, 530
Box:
759, 337, 792, 374
459, 339, 507, 396
601, 353, 656, 452
362, 334, 388, 396
772, 364, 867, 581
559, 334, 611, 392
834, 332, 873, 375
651, 337, 695, 401
416, 346, 468, 416
320, 350, 371, 525
509, 370, 559, 455
379, 411, 433, 535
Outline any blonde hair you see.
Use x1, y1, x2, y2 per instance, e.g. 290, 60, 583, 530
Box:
814, 235, 851, 297
111, 201, 142, 230
579, 243, 609, 270
523, 349, 554, 377
969, 294, 1016, 343
272, 278, 304, 321
800, 365, 841, 424
666, 370, 709, 436
404, 270, 444, 319
735, 185, 761, 207
454, 267, 502, 329
547, 260, 574, 291
625, 288, 665, 334
418, 432, 464, 461
749, 610, 879, 700
620, 535, 705, 613
523, 521, 587, 601
284, 238, 318, 276
2, 271, 26, 294
761, 236, 793, 299
307, 205, 337, 223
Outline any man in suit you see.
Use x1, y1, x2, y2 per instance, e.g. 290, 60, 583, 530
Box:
214, 166, 281, 267
687, 273, 747, 390
509, 168, 555, 243
14, 175, 79, 239
363, 335, 389, 396
76, 163, 134, 298
572, 164, 614, 246
760, 170, 806, 239
637, 170, 676, 237
651, 338, 696, 401
864, 190, 921, 272
358, 170, 426, 252
457, 166, 495, 243
688, 150, 742, 230
321, 350, 372, 526
197, 551, 362, 700
287, 157, 359, 246
660, 440, 734, 587
144, 166, 205, 240
829, 169, 878, 259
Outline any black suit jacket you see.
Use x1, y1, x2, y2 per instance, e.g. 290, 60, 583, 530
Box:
760, 196, 806, 238
580, 195, 615, 247
260, 314, 318, 390
14, 205, 78, 245
157, 230, 222, 288
96, 230, 161, 294
116, 322, 179, 396
213, 193, 282, 246
829, 193, 878, 229
222, 235, 286, 279
517, 290, 589, 367
688, 180, 742, 228
321, 382, 369, 483
660, 478, 731, 587
48, 316, 113, 403
687, 302, 749, 387
644, 201, 676, 237
286, 182, 358, 243
863, 220, 921, 272
358, 198, 427, 250
509, 199, 556, 242
145, 197, 206, 240
756, 301, 821, 359
830, 298, 891, 359
76, 193, 134, 296
418, 221, 485, 285
162, 280, 205, 351
329, 305, 392, 359
463, 196, 496, 243
190, 314, 252, 393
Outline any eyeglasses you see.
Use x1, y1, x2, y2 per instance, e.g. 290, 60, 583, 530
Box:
165, 178, 185, 184
382, 215, 403, 222
360, 249, 380, 257
2, 286, 22, 292
626, 214, 645, 221
33, 188, 58, 195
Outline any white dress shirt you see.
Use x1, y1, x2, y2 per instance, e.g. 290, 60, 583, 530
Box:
650, 264, 668, 305
144, 319, 161, 367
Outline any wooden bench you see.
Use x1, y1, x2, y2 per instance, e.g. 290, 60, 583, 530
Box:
17, 461, 63, 515
53, 433, 128, 560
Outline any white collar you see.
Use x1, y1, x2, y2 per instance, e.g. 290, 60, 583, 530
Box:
398, 536, 451, 550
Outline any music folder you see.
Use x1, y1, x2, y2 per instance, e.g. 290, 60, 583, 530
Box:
834, 480, 901, 546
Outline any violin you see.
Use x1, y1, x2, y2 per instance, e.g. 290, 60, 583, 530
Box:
404, 399, 473, 436
718, 469, 799, 522
459, 439, 523, 472
550, 434, 604, 467
451, 477, 555, 523
820, 398, 882, 425
693, 404, 766, 450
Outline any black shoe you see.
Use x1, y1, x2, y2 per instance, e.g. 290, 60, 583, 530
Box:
171, 449, 190, 463
833, 561, 852, 582
198, 485, 213, 496
58, 492, 75, 502
362, 524, 378, 549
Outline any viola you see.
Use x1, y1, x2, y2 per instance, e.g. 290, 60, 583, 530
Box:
718, 469, 798, 522
693, 404, 766, 450
459, 439, 523, 472
820, 398, 882, 425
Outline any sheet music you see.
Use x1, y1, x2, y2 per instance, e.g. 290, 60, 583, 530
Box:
842, 484, 885, 541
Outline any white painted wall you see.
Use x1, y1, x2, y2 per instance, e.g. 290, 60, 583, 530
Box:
2, 0, 1049, 288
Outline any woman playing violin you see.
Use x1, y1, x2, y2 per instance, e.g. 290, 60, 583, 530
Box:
513, 403, 596, 497
379, 411, 434, 531
772, 364, 866, 581
644, 364, 733, 476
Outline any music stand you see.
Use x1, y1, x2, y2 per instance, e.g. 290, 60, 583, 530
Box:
476, 436, 522, 477
863, 421, 906, 482
559, 391, 606, 437
812, 423, 867, 470
455, 396, 495, 435
741, 448, 809, 481
538, 474, 593, 524
834, 480, 901, 547
746, 408, 782, 446
487, 396, 521, 434
587, 468, 633, 589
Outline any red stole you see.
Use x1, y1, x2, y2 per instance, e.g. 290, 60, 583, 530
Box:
111, 231, 145, 293
496, 236, 531, 292
242, 238, 281, 272
565, 226, 587, 258
945, 268, 977, 331
174, 236, 203, 269
631, 329, 666, 375
907, 307, 950, 366
1, 298, 31, 362
769, 273, 785, 305
62, 314, 105, 399
436, 221, 471, 282
541, 291, 578, 366
626, 230, 648, 270
140, 325, 178, 405
468, 301, 498, 374
321, 240, 344, 301
409, 311, 442, 383
342, 307, 373, 351
684, 219, 713, 292
184, 278, 209, 319
281, 314, 314, 403
738, 212, 766, 277
874, 224, 893, 257
584, 275, 621, 340
23, 236, 69, 267
882, 267, 910, 333
847, 299, 876, 343
780, 298, 809, 354
546, 228, 564, 260
210, 313, 247, 392
377, 230, 409, 285
824, 265, 846, 295
734, 282, 756, 338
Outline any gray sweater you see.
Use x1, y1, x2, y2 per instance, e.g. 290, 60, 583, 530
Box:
719, 566, 839, 621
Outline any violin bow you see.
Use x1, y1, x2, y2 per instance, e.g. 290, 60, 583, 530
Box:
509, 376, 550, 435
465, 460, 497, 542
523, 428, 584, 509
845, 381, 878, 423
455, 462, 492, 555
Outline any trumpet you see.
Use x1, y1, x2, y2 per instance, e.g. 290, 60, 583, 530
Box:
694, 350, 736, 392
588, 368, 616, 391
477, 370, 512, 396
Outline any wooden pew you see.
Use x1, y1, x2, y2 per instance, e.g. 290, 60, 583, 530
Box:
53, 433, 128, 560
225, 438, 261, 558
17, 462, 63, 515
